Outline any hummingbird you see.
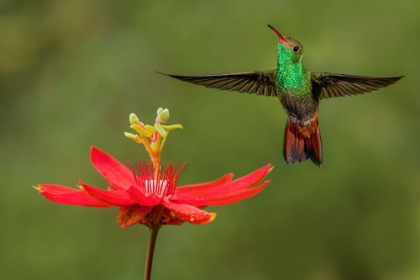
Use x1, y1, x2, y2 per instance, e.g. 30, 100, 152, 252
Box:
158, 25, 402, 166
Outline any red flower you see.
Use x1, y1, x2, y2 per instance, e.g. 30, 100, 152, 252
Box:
38, 147, 271, 228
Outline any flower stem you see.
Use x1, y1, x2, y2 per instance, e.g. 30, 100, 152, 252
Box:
144, 227, 160, 280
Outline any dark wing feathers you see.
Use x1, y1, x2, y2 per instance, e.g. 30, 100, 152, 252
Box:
312, 72, 403, 100
157, 71, 278, 97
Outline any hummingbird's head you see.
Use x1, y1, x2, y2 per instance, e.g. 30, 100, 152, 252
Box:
267, 24, 303, 64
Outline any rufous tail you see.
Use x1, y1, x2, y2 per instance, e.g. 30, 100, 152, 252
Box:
283, 113, 323, 166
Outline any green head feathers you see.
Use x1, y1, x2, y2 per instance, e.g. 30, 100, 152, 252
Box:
267, 24, 309, 94
277, 37, 304, 64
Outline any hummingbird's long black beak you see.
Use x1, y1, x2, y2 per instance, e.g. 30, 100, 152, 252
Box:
267, 24, 290, 46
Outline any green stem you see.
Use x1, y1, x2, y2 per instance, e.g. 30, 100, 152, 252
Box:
144, 227, 160, 280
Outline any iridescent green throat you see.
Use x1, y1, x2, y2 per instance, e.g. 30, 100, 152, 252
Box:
276, 43, 309, 97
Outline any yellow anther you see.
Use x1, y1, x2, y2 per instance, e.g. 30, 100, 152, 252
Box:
154, 124, 167, 138
131, 124, 153, 137
124, 132, 143, 144
160, 124, 183, 131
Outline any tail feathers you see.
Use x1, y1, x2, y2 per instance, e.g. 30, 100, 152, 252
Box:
283, 116, 323, 166
283, 120, 307, 163
305, 124, 322, 166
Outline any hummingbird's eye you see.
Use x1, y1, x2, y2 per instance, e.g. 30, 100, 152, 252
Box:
293, 46, 300, 52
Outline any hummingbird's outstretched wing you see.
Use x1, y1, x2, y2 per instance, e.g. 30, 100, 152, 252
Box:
157, 71, 278, 97
311, 73, 403, 100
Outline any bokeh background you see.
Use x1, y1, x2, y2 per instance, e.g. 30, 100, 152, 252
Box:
2, 0, 419, 279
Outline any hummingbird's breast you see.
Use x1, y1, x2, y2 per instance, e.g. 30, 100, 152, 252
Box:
279, 92, 318, 126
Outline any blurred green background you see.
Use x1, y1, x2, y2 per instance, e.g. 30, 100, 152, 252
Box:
2, 0, 419, 279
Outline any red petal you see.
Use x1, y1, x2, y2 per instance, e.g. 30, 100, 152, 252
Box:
117, 205, 152, 228
172, 180, 271, 206
171, 165, 271, 202
38, 184, 78, 195
126, 186, 162, 206
205, 164, 271, 194
162, 199, 216, 224
175, 173, 234, 195
90, 146, 136, 190
38, 184, 109, 207
81, 182, 135, 206
203, 180, 270, 206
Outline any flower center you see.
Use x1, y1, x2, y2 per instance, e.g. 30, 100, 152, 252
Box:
131, 161, 187, 198
144, 179, 168, 197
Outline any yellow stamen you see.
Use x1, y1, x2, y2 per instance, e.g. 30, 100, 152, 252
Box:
131, 124, 153, 137
154, 124, 167, 138
160, 124, 183, 131
124, 132, 143, 144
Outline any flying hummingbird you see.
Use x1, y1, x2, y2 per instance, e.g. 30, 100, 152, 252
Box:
158, 25, 402, 166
